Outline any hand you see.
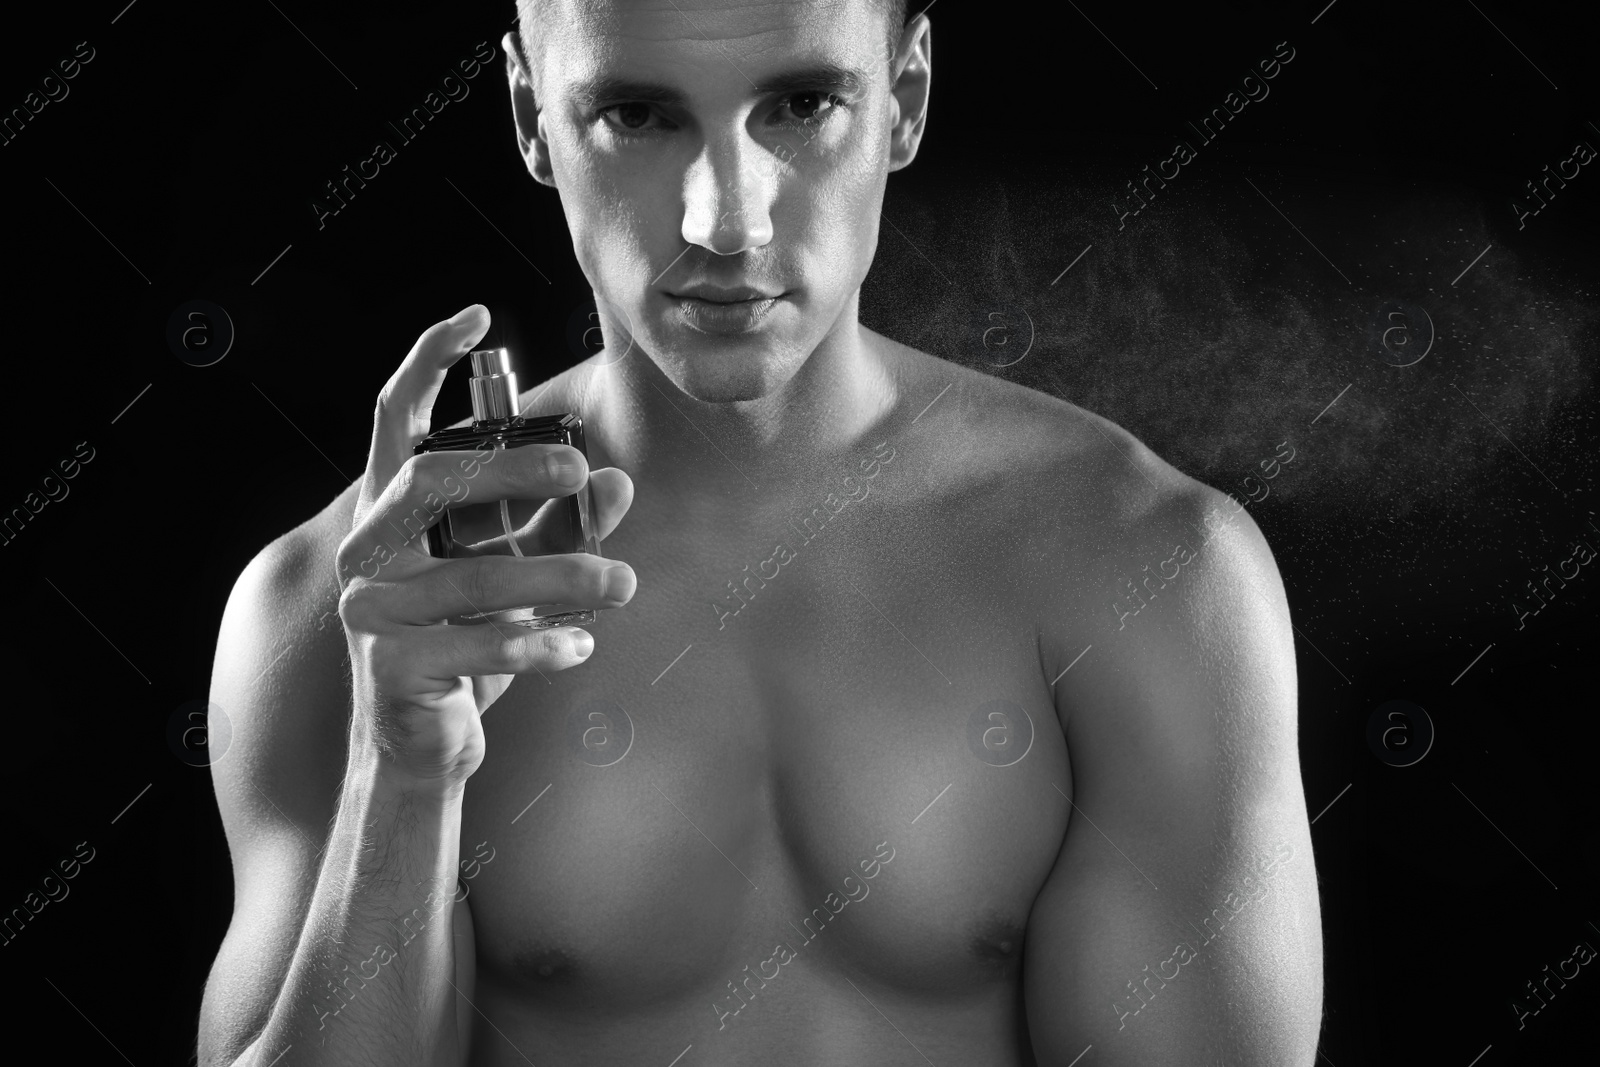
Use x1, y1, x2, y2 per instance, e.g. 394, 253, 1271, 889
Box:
335, 304, 636, 788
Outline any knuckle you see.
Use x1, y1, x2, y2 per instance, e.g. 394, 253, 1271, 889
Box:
392, 455, 423, 497
504, 448, 548, 493
335, 532, 369, 582
338, 581, 377, 629
458, 559, 508, 609
420, 454, 461, 500
486, 638, 525, 674
335, 532, 359, 574
422, 316, 458, 344
528, 627, 569, 660
400, 462, 441, 512
456, 560, 492, 606
368, 638, 405, 686
409, 449, 445, 477
336, 530, 389, 587
374, 373, 410, 424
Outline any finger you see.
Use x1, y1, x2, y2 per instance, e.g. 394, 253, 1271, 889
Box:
404, 622, 597, 682
450, 496, 572, 558
585, 468, 634, 542
391, 466, 628, 561
340, 442, 590, 580
355, 551, 636, 626
439, 465, 630, 558
358, 304, 492, 519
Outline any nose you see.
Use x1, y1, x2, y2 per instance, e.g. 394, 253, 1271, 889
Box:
680, 128, 774, 256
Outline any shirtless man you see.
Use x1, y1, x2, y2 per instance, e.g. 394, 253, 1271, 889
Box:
197, 1, 1324, 1064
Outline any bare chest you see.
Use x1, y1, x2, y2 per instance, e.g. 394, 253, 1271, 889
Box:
457, 446, 1075, 1041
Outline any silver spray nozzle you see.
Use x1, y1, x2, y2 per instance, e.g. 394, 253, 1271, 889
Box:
468, 347, 519, 422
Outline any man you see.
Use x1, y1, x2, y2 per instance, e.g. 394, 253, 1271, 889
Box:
199, 1, 1324, 1064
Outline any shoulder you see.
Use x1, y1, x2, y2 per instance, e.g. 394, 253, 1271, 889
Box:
210, 480, 360, 828
221, 480, 358, 643
880, 336, 1253, 555
880, 338, 1286, 666
1017, 392, 1296, 742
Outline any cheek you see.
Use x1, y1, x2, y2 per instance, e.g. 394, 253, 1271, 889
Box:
786, 152, 886, 295
817, 205, 879, 301
562, 192, 645, 289
559, 149, 684, 285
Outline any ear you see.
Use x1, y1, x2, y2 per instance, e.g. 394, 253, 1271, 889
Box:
886, 14, 932, 173
503, 30, 555, 188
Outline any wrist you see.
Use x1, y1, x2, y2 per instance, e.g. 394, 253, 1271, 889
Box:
348, 706, 475, 802
348, 739, 470, 806
369, 754, 470, 806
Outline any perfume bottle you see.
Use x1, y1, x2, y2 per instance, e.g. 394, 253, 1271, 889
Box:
415, 347, 602, 628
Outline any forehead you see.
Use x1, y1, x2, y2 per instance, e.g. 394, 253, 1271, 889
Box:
538, 0, 887, 93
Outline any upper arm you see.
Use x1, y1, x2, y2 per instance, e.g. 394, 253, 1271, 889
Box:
196, 522, 355, 1067
1024, 483, 1323, 1065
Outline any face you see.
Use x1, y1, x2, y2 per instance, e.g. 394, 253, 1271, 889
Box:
516, 0, 921, 403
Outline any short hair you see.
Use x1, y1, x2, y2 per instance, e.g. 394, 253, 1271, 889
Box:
511, 0, 911, 96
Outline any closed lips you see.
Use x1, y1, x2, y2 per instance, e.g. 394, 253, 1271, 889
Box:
670, 286, 780, 302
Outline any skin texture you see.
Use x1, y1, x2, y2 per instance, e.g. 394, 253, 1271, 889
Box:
199, 2, 1323, 1064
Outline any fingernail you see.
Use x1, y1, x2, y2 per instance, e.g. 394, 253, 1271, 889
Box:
570, 628, 595, 657
547, 452, 585, 487
602, 564, 635, 602
449, 304, 485, 326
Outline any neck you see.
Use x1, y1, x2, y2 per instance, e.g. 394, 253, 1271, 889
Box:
577, 292, 900, 494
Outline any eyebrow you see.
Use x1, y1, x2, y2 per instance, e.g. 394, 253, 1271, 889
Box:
569, 62, 868, 108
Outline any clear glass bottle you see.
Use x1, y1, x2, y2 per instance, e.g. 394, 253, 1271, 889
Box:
414, 347, 602, 628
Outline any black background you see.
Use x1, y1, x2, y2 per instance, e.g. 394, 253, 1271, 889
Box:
1, 0, 1596, 1064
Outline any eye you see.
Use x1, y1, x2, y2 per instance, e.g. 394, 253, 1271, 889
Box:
775, 91, 845, 125
598, 102, 666, 133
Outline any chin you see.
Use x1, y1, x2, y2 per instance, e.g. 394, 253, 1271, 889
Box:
648, 330, 809, 405
661, 360, 790, 404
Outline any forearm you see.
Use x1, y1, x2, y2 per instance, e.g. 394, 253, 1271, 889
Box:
242, 723, 467, 1067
